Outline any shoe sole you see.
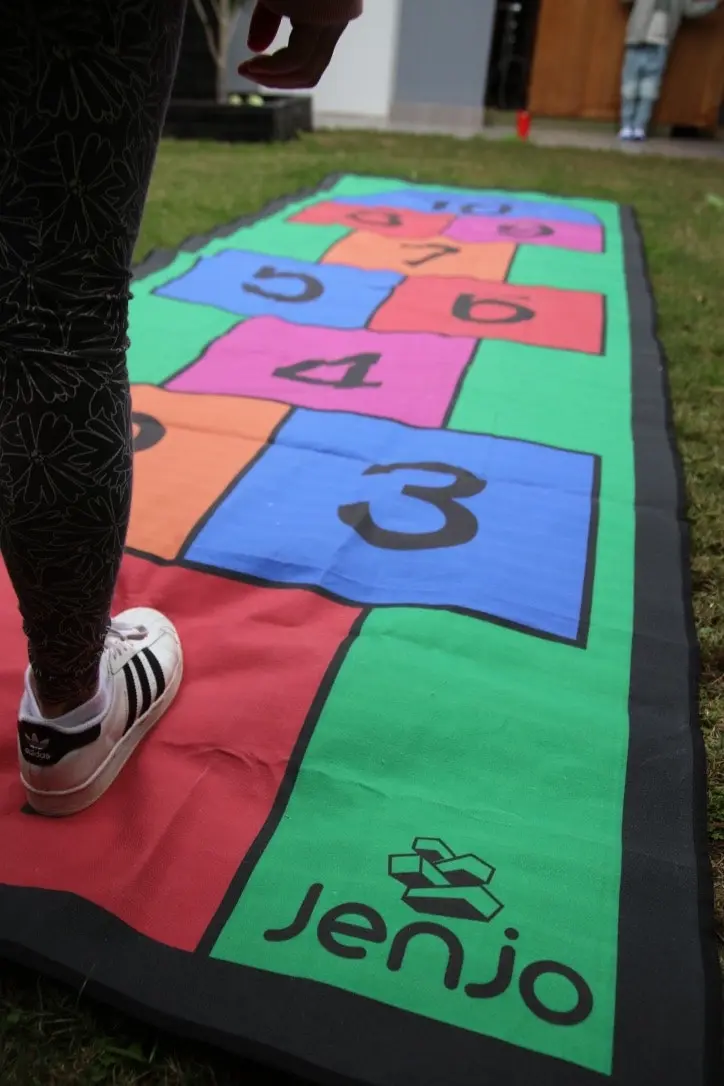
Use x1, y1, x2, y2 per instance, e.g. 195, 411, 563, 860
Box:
21, 654, 183, 817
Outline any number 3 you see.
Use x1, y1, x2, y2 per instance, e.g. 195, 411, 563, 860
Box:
338, 461, 485, 551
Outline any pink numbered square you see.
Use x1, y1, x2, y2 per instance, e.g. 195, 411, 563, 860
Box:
167, 317, 477, 428
444, 216, 604, 253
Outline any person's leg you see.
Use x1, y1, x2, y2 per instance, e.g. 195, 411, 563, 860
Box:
619, 44, 642, 137
632, 44, 669, 137
0, 0, 186, 813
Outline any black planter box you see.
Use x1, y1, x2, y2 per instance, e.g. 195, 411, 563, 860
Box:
164, 96, 313, 143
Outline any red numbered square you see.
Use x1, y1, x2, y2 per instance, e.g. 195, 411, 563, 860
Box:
370, 277, 605, 355
0, 556, 361, 951
291, 201, 455, 239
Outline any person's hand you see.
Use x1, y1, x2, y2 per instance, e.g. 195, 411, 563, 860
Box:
238, 2, 351, 89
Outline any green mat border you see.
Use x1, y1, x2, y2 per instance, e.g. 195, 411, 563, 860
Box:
0, 176, 719, 1086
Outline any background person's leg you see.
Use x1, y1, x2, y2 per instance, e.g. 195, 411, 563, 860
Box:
631, 44, 669, 137
0, 0, 186, 712
619, 44, 643, 136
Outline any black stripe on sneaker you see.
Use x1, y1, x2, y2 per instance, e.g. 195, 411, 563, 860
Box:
142, 647, 165, 699
131, 654, 152, 716
123, 662, 138, 733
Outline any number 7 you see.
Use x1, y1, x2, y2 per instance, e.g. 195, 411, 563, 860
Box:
401, 243, 461, 268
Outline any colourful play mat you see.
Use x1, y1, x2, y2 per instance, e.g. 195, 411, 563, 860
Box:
0, 175, 719, 1086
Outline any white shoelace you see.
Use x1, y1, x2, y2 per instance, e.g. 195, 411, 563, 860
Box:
105, 620, 148, 662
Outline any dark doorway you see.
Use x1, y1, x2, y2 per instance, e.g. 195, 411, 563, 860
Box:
172, 4, 217, 100
485, 0, 541, 111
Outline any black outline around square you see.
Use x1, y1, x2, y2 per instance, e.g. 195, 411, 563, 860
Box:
288, 197, 608, 256
148, 214, 606, 357
328, 189, 606, 230
0, 176, 719, 1086
156, 249, 608, 356
366, 274, 607, 356
317, 229, 517, 283
151, 248, 405, 326
158, 318, 481, 429
126, 392, 601, 649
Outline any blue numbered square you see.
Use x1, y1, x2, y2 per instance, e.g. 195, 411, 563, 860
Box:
334, 192, 601, 226
185, 411, 599, 643
155, 251, 403, 329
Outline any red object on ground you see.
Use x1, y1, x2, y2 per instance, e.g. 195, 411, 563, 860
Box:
517, 110, 531, 140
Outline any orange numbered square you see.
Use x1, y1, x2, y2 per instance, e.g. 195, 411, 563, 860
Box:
322, 231, 516, 280
129, 386, 289, 561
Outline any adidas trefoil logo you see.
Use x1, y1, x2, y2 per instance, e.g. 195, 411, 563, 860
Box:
25, 732, 51, 760
388, 837, 503, 923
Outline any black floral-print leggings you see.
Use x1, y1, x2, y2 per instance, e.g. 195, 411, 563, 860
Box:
0, 1, 186, 704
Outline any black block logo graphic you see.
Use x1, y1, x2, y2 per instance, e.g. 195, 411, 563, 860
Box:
388, 838, 503, 923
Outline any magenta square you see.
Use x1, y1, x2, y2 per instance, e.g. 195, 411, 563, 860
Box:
444, 216, 604, 253
166, 317, 477, 428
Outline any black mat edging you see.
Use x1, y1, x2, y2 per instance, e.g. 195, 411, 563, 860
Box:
618, 205, 722, 1084
0, 890, 609, 1086
132, 172, 343, 281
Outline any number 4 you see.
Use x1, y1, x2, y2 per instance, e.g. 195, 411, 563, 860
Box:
273, 353, 383, 390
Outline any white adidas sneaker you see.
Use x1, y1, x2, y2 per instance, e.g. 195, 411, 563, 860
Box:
18, 608, 183, 817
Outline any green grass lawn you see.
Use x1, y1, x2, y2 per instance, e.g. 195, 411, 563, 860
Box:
1, 131, 723, 1085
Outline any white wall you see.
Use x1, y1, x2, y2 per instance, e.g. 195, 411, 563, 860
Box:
228, 0, 402, 119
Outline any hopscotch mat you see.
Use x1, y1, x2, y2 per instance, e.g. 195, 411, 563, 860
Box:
0, 175, 719, 1086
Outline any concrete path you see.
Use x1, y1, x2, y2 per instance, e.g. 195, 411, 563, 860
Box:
315, 111, 724, 161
